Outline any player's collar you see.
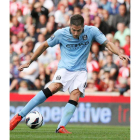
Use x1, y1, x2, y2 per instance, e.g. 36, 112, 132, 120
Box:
69, 28, 84, 34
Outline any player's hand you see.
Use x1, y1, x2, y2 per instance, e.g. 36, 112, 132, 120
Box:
18, 61, 31, 71
119, 54, 130, 61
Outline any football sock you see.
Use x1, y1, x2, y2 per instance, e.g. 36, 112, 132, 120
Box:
57, 100, 78, 129
18, 88, 52, 118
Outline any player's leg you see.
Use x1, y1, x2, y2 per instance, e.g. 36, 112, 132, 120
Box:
10, 83, 62, 130
56, 89, 81, 134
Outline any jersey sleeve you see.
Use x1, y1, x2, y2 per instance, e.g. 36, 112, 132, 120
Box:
90, 26, 107, 45
47, 29, 62, 47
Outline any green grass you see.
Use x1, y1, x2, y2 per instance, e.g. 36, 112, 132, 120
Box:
10, 124, 130, 140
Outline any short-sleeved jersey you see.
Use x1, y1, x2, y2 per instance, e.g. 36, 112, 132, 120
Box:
47, 25, 107, 71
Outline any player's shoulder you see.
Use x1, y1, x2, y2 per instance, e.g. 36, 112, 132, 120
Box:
84, 25, 99, 31
55, 27, 69, 35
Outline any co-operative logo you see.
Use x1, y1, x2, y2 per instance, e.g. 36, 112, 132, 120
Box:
10, 103, 112, 124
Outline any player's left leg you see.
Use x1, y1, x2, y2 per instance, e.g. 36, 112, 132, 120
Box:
56, 89, 81, 134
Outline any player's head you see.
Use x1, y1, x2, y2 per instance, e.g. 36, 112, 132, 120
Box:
70, 14, 84, 39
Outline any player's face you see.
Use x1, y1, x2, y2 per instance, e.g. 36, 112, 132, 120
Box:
70, 25, 84, 39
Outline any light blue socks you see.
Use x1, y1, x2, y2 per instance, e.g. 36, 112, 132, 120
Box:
18, 90, 46, 117
57, 102, 77, 129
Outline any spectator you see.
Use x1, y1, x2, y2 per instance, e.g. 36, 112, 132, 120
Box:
21, 0, 31, 16
106, 79, 118, 92
125, 76, 130, 95
118, 60, 130, 79
99, 54, 118, 80
10, 0, 22, 16
48, 15, 58, 31
97, 6, 104, 20
19, 54, 39, 89
39, 0, 54, 12
18, 81, 28, 91
73, 5, 82, 15
115, 48, 125, 68
54, 4, 67, 25
102, 9, 115, 32
16, 9, 24, 23
106, 33, 114, 43
17, 31, 27, 42
77, 0, 86, 9
19, 45, 30, 64
87, 71, 102, 91
100, 71, 110, 91
36, 15, 47, 34
118, 77, 128, 95
26, 25, 39, 44
33, 34, 45, 52
87, 52, 100, 79
10, 14, 13, 28
105, 33, 119, 62
38, 50, 54, 66
44, 22, 55, 39
10, 16, 24, 35
114, 22, 130, 47
24, 16, 35, 32
23, 37, 34, 52
114, 39, 121, 48
47, 49, 61, 74
35, 65, 50, 89
84, 15, 94, 26
112, 4, 130, 30
11, 35, 23, 55
31, 2, 49, 25
10, 56, 21, 90
123, 0, 130, 13
108, 0, 120, 15
91, 42, 104, 67
100, 0, 110, 11
10, 45, 18, 64
82, 7, 94, 21
123, 35, 130, 57
94, 16, 110, 35
83, 0, 98, 16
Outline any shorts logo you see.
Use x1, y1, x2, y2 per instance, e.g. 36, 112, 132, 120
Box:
82, 35, 87, 40
50, 34, 55, 40
56, 75, 61, 80
83, 82, 87, 88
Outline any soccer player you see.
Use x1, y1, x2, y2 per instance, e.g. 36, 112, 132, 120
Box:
10, 14, 130, 133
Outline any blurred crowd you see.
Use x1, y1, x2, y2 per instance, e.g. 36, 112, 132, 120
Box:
10, 0, 130, 95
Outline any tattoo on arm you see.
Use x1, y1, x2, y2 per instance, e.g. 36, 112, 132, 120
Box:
102, 40, 109, 47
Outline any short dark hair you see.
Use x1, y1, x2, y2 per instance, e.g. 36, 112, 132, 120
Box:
70, 14, 84, 26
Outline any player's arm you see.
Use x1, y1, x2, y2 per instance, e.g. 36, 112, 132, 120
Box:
102, 40, 130, 61
18, 41, 49, 71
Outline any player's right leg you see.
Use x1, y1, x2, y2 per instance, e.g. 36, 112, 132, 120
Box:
10, 83, 62, 131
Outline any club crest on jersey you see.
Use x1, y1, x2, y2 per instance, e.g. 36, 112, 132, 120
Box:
82, 35, 87, 40
56, 75, 61, 80
50, 34, 55, 40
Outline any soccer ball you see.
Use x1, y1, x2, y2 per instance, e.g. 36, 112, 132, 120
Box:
25, 111, 43, 129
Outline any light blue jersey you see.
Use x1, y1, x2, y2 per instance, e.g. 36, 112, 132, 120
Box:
47, 25, 107, 71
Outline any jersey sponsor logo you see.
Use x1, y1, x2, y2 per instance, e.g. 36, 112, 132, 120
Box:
56, 75, 61, 80
50, 34, 55, 40
82, 35, 88, 40
66, 41, 89, 48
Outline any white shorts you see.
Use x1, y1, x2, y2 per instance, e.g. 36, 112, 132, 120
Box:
45, 68, 87, 98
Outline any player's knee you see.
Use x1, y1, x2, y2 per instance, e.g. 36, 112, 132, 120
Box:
48, 83, 63, 94
70, 89, 81, 102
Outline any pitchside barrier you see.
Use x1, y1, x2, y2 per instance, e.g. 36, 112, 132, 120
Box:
10, 90, 130, 126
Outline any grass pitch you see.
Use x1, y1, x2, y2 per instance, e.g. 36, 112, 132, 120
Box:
10, 124, 130, 140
